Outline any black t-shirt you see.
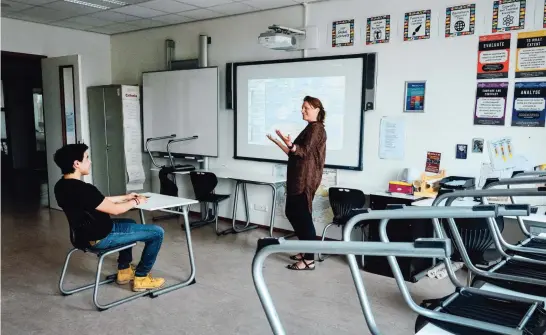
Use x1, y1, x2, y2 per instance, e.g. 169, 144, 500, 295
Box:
54, 178, 113, 243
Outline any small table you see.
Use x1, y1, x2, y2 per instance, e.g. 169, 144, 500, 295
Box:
202, 168, 286, 236
136, 192, 199, 297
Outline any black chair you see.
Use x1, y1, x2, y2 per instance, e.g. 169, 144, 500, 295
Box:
318, 187, 367, 261
59, 212, 148, 311
441, 216, 505, 284
189, 171, 230, 234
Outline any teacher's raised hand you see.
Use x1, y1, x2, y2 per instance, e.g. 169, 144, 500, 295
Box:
275, 129, 291, 146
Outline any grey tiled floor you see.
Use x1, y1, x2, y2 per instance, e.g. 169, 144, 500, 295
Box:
1, 206, 458, 334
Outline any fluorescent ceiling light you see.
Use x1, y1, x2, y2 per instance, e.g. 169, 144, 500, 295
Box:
100, 0, 127, 5
63, 0, 110, 9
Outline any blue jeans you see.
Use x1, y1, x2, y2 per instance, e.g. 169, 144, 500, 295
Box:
91, 219, 164, 277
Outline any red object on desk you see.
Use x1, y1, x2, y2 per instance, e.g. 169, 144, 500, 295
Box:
388, 181, 413, 195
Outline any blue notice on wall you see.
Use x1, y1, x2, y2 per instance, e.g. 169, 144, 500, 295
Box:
512, 82, 546, 127
404, 81, 426, 112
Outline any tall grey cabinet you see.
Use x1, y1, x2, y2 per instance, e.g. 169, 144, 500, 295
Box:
87, 85, 146, 196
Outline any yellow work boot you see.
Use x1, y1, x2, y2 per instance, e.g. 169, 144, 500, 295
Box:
132, 274, 165, 292
116, 265, 135, 285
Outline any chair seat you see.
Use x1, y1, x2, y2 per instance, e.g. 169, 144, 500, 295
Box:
197, 193, 230, 203
87, 242, 136, 256
415, 289, 546, 335
332, 209, 369, 226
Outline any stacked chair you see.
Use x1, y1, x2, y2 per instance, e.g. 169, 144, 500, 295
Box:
251, 171, 546, 335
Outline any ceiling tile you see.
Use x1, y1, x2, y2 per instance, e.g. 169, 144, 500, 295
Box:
152, 13, 192, 24
42, 1, 104, 14
112, 4, 166, 17
177, 0, 233, 8
1, 0, 34, 12
15, 6, 76, 22
65, 14, 112, 26
129, 18, 165, 27
181, 8, 222, 20
52, 20, 93, 29
90, 22, 138, 33
138, 0, 196, 13
89, 10, 140, 21
9, 0, 56, 5
210, 2, 256, 15
240, 0, 296, 10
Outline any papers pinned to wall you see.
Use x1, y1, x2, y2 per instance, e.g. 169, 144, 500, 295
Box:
121, 86, 146, 191
486, 136, 516, 170
379, 117, 405, 160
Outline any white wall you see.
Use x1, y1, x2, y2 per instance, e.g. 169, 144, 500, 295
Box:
1, 18, 112, 182
110, 1, 546, 235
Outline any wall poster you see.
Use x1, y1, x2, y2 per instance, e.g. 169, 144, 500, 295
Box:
404, 10, 431, 41
515, 30, 546, 78
425, 152, 442, 173
403, 81, 426, 112
367, 15, 390, 45
445, 4, 476, 37
477, 33, 511, 79
511, 81, 546, 127
332, 19, 355, 47
474, 82, 509, 126
492, 0, 526, 33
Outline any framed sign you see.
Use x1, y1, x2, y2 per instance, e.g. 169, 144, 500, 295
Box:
404, 10, 432, 41
367, 15, 390, 44
332, 19, 355, 47
404, 81, 426, 112
492, 0, 526, 33
445, 4, 476, 37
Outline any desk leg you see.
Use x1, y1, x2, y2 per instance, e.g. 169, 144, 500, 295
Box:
139, 209, 146, 225
269, 184, 277, 237
151, 205, 197, 297
221, 181, 258, 235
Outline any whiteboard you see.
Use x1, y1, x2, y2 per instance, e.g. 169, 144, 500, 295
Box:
142, 67, 218, 157
233, 54, 370, 170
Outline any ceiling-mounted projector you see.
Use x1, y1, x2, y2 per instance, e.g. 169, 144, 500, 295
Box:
258, 25, 305, 51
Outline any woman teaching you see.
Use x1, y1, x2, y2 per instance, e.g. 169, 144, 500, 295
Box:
267, 96, 327, 271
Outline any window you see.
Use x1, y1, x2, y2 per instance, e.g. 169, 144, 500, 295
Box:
59, 66, 77, 145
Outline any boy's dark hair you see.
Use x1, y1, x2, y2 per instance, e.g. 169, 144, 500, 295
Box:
53, 143, 89, 174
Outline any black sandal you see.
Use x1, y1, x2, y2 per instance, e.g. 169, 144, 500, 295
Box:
289, 254, 303, 261
286, 259, 315, 271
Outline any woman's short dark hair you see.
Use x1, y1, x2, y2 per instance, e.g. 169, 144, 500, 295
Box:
303, 96, 326, 123
53, 143, 88, 174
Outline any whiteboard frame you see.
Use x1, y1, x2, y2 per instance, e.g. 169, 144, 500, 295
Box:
142, 67, 219, 157
232, 53, 371, 171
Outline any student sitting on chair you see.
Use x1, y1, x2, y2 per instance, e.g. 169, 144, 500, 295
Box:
53, 143, 165, 292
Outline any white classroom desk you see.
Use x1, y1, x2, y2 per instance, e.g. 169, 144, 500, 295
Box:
416, 282, 546, 335
135, 192, 199, 297
151, 167, 286, 236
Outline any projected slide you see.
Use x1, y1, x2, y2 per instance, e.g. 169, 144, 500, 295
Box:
234, 55, 367, 169
247, 77, 345, 150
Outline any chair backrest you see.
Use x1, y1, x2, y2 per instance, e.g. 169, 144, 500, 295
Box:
158, 166, 179, 197
190, 171, 218, 200
62, 209, 94, 250
441, 217, 505, 261
329, 187, 366, 220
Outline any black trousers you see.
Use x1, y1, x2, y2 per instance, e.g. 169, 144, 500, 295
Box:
285, 193, 316, 261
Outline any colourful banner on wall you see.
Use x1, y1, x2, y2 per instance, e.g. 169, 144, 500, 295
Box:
515, 30, 546, 78
511, 81, 546, 127
474, 82, 509, 126
425, 152, 442, 173
477, 33, 511, 79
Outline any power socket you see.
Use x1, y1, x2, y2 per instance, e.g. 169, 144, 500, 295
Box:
253, 204, 268, 212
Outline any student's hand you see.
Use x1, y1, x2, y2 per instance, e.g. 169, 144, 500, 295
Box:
127, 193, 139, 200
275, 129, 291, 146
136, 196, 148, 204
